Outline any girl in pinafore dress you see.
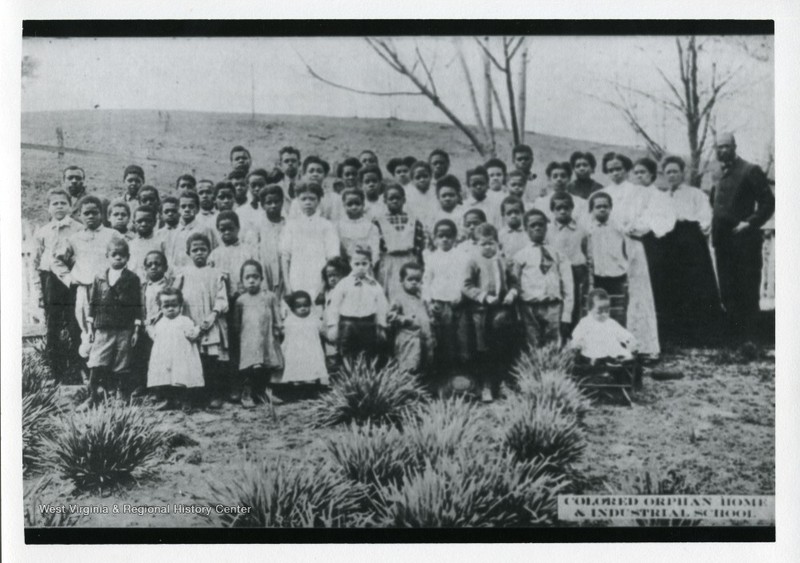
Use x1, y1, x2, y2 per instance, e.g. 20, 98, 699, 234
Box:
374, 184, 426, 302
234, 260, 284, 408
278, 291, 329, 385
173, 233, 230, 409
146, 287, 204, 411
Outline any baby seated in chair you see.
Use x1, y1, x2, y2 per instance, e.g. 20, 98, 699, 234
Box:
570, 288, 637, 364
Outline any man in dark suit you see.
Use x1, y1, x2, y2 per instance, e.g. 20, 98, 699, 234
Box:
710, 132, 775, 341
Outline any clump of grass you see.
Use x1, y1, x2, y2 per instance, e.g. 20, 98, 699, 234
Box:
400, 397, 490, 465
624, 469, 703, 527
373, 451, 566, 527
326, 422, 411, 489
205, 458, 370, 527
24, 477, 82, 528
44, 403, 172, 492
514, 342, 577, 376
309, 356, 428, 427
503, 396, 586, 474
511, 365, 592, 423
23, 346, 62, 475
326, 398, 488, 491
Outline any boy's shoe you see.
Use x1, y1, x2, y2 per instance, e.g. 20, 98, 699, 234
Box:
180, 398, 193, 413
481, 386, 493, 403
208, 397, 223, 410
241, 386, 255, 409
228, 390, 242, 403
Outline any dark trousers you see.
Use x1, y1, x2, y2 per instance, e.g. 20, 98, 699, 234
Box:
39, 271, 82, 382
519, 300, 562, 351
593, 274, 627, 297
714, 230, 762, 339
571, 264, 589, 330
338, 315, 380, 361
429, 300, 459, 375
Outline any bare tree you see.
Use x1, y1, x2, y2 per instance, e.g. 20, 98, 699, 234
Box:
475, 36, 528, 146
302, 38, 488, 155
597, 36, 741, 187
303, 37, 529, 157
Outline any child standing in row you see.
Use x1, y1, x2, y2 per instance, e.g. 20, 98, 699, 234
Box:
359, 165, 387, 221
374, 184, 426, 301
109, 201, 134, 239
547, 192, 590, 332
81, 239, 142, 409
463, 166, 503, 229
421, 219, 463, 377
34, 188, 83, 378
510, 209, 574, 349
461, 224, 517, 402
173, 233, 229, 409
128, 206, 164, 280
280, 291, 329, 385
337, 188, 381, 263
234, 260, 284, 408
498, 196, 528, 260
388, 262, 433, 377
209, 210, 256, 300
317, 257, 351, 374
280, 181, 341, 300
250, 184, 286, 297
146, 287, 204, 412
326, 247, 389, 362
585, 192, 628, 297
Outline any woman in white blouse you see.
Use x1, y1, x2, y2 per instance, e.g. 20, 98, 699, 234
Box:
599, 153, 666, 361
656, 156, 723, 342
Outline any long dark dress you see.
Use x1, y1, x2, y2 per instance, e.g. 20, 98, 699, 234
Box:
657, 221, 723, 344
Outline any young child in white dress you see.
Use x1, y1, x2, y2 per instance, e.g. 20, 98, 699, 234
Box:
571, 288, 637, 364
278, 291, 329, 385
146, 287, 204, 411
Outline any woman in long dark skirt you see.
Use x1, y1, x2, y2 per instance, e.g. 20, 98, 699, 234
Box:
655, 156, 724, 343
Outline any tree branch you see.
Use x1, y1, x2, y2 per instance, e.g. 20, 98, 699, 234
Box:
415, 43, 437, 97
302, 54, 423, 97
473, 37, 505, 71
508, 36, 526, 60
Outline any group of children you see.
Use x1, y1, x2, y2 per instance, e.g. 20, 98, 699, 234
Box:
33, 144, 638, 409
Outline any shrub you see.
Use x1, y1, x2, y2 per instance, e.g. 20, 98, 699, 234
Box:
326, 422, 411, 489
43, 403, 172, 491
309, 356, 428, 427
205, 458, 370, 527
373, 451, 566, 527
24, 477, 82, 528
326, 398, 489, 492
23, 347, 61, 475
503, 396, 585, 474
624, 469, 703, 527
514, 342, 576, 376
511, 365, 592, 423
400, 397, 491, 466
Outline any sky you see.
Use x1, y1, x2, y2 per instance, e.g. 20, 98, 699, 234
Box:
21, 35, 774, 162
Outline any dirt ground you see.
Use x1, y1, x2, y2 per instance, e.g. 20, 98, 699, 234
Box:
21, 110, 773, 527
25, 343, 774, 528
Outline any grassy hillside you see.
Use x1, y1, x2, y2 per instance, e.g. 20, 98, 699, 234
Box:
21, 109, 644, 225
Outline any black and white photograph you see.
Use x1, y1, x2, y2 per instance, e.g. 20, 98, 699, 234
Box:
2, 6, 797, 557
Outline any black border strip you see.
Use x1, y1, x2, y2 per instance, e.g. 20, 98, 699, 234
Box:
26, 526, 775, 544
22, 19, 774, 38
